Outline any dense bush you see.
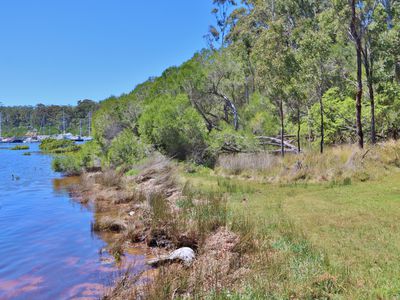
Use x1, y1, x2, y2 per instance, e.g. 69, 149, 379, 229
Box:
208, 124, 258, 155
52, 141, 101, 175
107, 129, 149, 168
93, 95, 142, 151
242, 93, 280, 136
138, 94, 208, 162
52, 155, 82, 175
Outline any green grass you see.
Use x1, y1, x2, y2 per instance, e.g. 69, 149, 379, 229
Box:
10, 145, 29, 150
183, 168, 400, 299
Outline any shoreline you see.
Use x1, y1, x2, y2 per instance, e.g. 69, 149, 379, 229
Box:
66, 155, 244, 299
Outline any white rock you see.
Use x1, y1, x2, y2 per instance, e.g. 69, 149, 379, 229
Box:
169, 247, 195, 266
147, 247, 195, 266
128, 211, 135, 216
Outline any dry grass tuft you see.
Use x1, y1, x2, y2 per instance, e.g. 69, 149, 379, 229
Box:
218, 152, 276, 174
93, 216, 127, 233
217, 140, 400, 184
96, 169, 123, 187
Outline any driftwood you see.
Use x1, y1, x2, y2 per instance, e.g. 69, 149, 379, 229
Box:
257, 136, 299, 153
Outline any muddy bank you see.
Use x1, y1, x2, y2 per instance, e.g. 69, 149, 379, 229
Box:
68, 155, 248, 299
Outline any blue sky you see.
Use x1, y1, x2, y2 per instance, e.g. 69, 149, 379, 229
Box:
0, 1, 214, 106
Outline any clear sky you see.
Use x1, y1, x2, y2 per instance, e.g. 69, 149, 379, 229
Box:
0, 1, 214, 106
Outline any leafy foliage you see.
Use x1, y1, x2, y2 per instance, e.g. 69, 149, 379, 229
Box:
139, 94, 208, 162
107, 129, 149, 168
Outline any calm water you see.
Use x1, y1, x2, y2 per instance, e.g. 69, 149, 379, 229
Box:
0, 143, 146, 300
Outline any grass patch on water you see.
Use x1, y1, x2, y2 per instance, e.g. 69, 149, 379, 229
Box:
11, 145, 29, 150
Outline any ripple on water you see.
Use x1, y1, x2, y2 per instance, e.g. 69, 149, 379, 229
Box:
0, 144, 148, 299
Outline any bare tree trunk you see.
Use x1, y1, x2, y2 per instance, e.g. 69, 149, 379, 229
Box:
216, 92, 239, 130
363, 44, 376, 144
279, 99, 284, 157
350, 0, 364, 149
368, 80, 376, 144
297, 104, 301, 153
319, 95, 324, 154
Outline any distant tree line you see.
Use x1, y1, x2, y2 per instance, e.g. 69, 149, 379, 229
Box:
0, 100, 98, 137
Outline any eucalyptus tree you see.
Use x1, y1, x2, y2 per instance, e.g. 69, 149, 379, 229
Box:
356, 1, 392, 144
253, 18, 299, 156
206, 0, 238, 49
296, 2, 344, 153
183, 50, 246, 132
349, 0, 365, 148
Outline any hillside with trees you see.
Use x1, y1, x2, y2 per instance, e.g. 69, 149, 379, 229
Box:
70, 0, 399, 171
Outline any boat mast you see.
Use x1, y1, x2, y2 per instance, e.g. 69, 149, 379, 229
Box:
62, 110, 66, 135
87, 111, 92, 137
79, 119, 82, 137
0, 112, 2, 139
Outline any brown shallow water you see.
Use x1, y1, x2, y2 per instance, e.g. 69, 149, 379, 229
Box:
0, 143, 149, 300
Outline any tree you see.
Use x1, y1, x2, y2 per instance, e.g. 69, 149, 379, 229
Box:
253, 19, 299, 156
206, 0, 237, 49
185, 50, 245, 132
350, 0, 365, 148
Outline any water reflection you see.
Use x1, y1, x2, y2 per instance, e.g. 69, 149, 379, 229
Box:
0, 144, 147, 299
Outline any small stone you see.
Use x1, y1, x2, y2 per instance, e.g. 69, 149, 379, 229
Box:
128, 211, 135, 216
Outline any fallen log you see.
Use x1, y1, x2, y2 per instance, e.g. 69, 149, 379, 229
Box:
256, 136, 298, 153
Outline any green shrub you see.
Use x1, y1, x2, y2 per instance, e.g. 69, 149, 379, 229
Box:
107, 129, 149, 168
52, 155, 82, 175
92, 95, 142, 151
138, 94, 208, 162
51, 141, 101, 175
207, 124, 258, 156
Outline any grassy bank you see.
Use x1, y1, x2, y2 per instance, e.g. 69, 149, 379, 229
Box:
135, 142, 400, 299
62, 141, 400, 299
177, 168, 400, 299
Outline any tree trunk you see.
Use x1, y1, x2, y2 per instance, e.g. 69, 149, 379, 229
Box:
279, 99, 284, 157
297, 104, 301, 153
319, 94, 324, 154
363, 43, 376, 144
383, 0, 393, 28
214, 91, 239, 131
350, 0, 364, 149
368, 80, 376, 144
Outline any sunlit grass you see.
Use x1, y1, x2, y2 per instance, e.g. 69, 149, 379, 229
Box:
183, 165, 400, 298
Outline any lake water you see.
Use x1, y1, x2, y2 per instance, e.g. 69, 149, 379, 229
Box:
0, 143, 146, 299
